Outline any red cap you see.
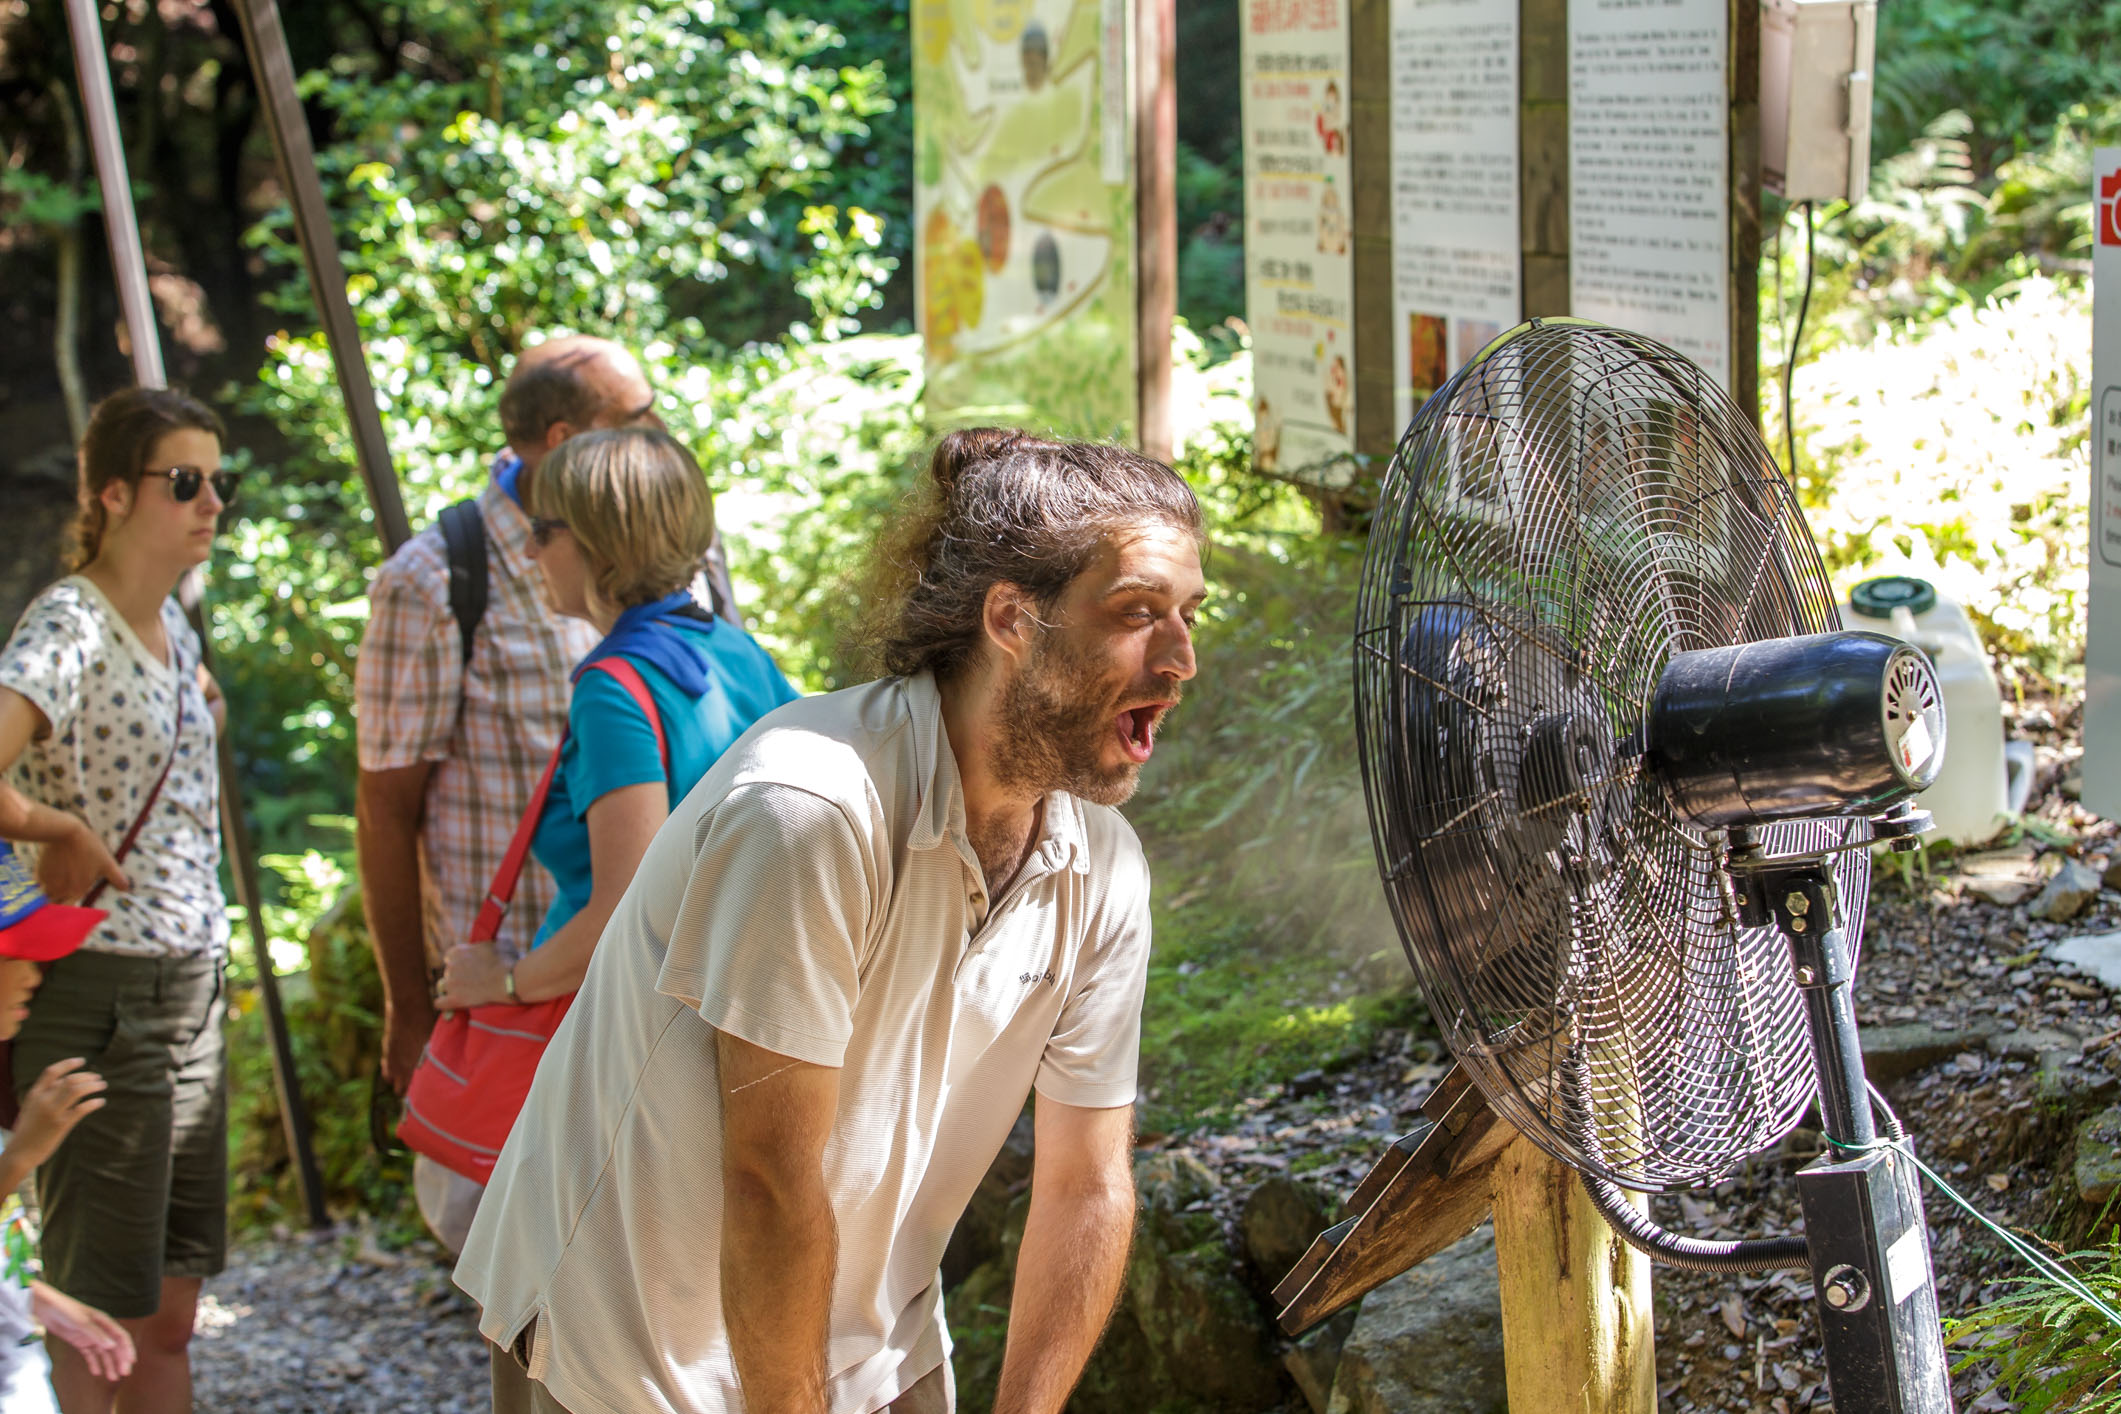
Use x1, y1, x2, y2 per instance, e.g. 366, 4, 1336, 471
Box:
0, 903, 103, 962
0, 841, 103, 961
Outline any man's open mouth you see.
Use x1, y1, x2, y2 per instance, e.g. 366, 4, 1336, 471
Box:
1115, 703, 1173, 765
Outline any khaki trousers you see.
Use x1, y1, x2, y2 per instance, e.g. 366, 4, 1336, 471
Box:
487, 1332, 954, 1414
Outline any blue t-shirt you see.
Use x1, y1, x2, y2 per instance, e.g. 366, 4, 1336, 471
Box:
528, 617, 800, 949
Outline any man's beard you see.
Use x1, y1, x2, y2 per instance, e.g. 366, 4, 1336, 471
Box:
991, 633, 1172, 807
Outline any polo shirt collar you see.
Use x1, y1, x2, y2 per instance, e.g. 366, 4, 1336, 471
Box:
479, 477, 537, 579
902, 672, 1092, 876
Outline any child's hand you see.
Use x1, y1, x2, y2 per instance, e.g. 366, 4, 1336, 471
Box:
7, 1060, 105, 1171
28, 1281, 134, 1382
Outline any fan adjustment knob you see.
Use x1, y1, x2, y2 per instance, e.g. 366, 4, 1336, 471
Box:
1820, 1264, 1871, 1313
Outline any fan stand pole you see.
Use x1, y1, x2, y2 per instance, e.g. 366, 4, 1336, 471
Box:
1490, 1137, 1656, 1414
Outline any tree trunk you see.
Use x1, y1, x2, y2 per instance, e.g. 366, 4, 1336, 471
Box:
50, 77, 90, 441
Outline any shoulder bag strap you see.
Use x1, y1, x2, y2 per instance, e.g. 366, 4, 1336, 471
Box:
80, 677, 187, 910
463, 659, 667, 945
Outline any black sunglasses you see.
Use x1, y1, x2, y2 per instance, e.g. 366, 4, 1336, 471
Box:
142, 464, 240, 506
529, 517, 570, 546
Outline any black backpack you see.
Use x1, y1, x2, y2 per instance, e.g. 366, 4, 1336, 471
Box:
437, 499, 487, 664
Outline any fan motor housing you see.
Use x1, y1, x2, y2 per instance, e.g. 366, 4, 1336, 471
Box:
1649, 631, 1945, 828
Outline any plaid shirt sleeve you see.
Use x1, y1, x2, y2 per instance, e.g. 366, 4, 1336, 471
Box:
355, 540, 463, 772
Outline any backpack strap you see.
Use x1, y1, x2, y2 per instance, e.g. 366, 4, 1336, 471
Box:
438, 499, 488, 665
464, 657, 668, 945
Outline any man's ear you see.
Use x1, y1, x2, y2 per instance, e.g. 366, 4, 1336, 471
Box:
981, 581, 1041, 669
542, 420, 575, 454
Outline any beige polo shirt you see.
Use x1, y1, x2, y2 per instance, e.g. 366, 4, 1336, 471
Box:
453, 672, 1154, 1414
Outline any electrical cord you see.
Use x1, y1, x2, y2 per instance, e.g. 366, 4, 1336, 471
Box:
1579, 1170, 1811, 1272
1781, 200, 1816, 481
1575, 1086, 1907, 1275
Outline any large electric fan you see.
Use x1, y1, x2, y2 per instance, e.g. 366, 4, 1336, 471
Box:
1357, 319, 1953, 1411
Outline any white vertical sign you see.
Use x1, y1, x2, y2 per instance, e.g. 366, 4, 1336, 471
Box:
1244, 0, 1356, 475
1568, 0, 1730, 387
1390, 0, 1522, 432
2085, 148, 2121, 818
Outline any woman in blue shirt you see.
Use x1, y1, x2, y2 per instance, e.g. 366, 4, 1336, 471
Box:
433, 427, 797, 1008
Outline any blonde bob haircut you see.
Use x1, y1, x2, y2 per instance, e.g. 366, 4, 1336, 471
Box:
529, 427, 716, 609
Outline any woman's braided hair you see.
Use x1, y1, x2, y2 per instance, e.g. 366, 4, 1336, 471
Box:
865, 427, 1203, 683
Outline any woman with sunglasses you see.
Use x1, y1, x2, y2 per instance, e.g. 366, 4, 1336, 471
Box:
433, 426, 798, 1017
0, 386, 236, 1414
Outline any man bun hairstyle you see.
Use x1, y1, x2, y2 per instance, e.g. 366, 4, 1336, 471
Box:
869, 427, 1204, 683
528, 426, 716, 609
72, 386, 225, 570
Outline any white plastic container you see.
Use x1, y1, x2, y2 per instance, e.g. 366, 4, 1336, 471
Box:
1838, 575, 2010, 846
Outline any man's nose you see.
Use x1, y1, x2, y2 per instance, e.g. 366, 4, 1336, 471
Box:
1154, 618, 1197, 683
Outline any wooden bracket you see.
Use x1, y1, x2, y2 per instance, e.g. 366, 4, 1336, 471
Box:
1273, 1062, 1514, 1335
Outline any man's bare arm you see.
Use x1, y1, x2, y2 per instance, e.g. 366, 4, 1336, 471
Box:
355, 763, 435, 1092
718, 1029, 841, 1414
994, 1099, 1137, 1414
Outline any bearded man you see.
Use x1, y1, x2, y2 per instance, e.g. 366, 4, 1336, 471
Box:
454, 428, 1206, 1414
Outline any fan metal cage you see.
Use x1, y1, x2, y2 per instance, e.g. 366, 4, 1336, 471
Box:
1355, 319, 1869, 1192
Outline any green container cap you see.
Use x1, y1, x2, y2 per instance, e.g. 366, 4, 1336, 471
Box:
1849, 575, 1937, 619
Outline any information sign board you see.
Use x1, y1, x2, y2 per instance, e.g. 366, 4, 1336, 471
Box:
914, 0, 1139, 440
1243, 0, 1357, 475
1568, 0, 1731, 388
2085, 147, 2121, 817
1389, 0, 1521, 431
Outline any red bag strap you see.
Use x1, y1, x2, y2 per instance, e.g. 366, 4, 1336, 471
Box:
82, 686, 185, 910
467, 658, 667, 944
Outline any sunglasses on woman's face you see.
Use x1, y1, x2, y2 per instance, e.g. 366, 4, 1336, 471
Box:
530, 517, 570, 546
142, 464, 240, 507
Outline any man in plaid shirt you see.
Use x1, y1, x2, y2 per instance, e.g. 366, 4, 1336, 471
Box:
353, 336, 734, 1250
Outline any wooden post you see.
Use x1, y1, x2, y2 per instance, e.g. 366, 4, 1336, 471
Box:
1134, 0, 1177, 464
228, 0, 413, 552
1490, 1137, 1656, 1414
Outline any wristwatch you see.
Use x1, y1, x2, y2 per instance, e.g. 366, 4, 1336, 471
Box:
503, 965, 520, 1004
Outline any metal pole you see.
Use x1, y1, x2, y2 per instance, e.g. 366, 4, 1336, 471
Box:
65, 2, 329, 1229
60, 0, 161, 389
227, 0, 413, 553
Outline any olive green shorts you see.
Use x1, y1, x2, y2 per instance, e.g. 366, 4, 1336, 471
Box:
13, 950, 228, 1320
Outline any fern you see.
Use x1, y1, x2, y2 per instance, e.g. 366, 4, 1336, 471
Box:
1948, 1239, 2121, 1413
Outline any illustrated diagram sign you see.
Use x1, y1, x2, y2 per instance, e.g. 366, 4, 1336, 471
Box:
1568, 0, 1731, 388
1243, 0, 1356, 474
1390, 0, 1521, 431
2085, 148, 2121, 817
914, 0, 1138, 440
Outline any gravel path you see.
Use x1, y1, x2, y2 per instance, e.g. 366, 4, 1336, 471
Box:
192, 1225, 487, 1413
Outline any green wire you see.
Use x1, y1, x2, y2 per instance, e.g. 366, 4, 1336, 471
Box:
1824, 1134, 2121, 1334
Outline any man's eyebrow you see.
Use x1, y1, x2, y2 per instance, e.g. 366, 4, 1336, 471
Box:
1105, 576, 1209, 603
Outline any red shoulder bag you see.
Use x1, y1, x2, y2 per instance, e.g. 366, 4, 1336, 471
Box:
397, 659, 665, 1183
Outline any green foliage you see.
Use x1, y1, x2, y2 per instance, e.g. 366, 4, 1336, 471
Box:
1948, 1238, 2121, 1412
1873, 0, 2121, 177
0, 168, 99, 229
214, 0, 900, 863
225, 845, 417, 1235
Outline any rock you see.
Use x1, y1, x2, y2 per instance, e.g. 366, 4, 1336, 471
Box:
2030, 860, 2102, 923
1960, 845, 2040, 907
1325, 1227, 1506, 1414
1862, 1022, 1991, 1083
1240, 1176, 1339, 1285
2053, 930, 2121, 992
2074, 1106, 2121, 1210
1288, 1069, 1330, 1099
1125, 1236, 1286, 1409
1986, 1027, 2081, 1060
1284, 1309, 1358, 1414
